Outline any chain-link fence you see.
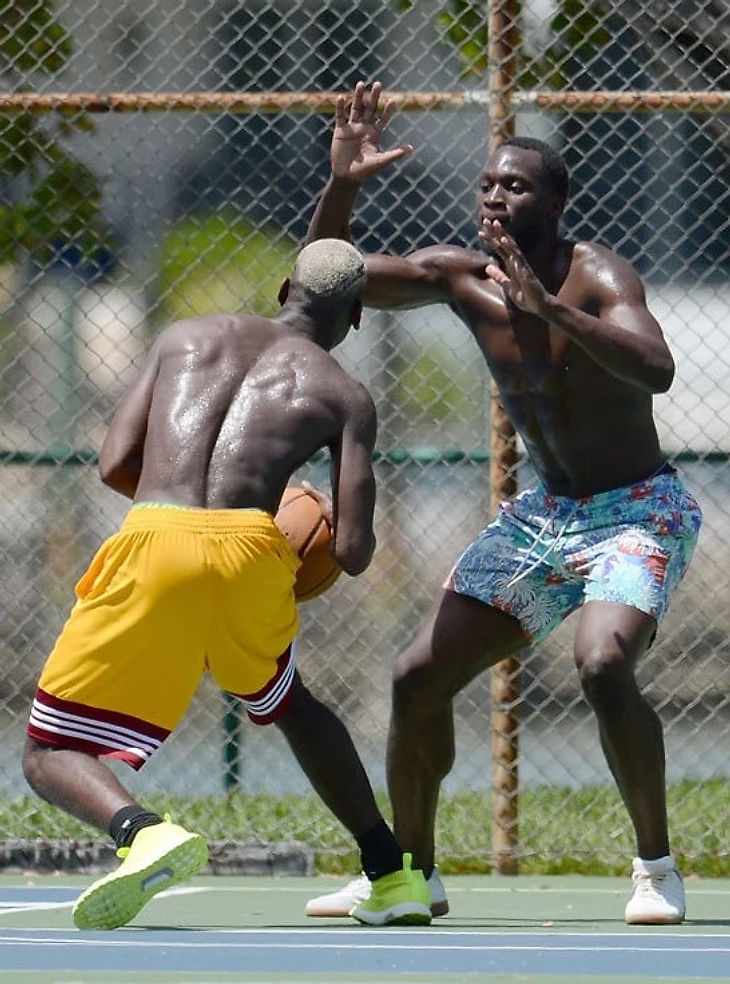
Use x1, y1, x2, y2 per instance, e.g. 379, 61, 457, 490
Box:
0, 0, 728, 872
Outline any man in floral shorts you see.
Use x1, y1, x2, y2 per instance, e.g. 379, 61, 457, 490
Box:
303, 81, 702, 926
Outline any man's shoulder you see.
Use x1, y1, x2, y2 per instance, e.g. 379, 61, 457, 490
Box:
570, 238, 638, 274
318, 358, 376, 414
164, 311, 257, 338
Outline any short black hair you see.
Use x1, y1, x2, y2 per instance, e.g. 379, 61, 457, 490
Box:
499, 136, 569, 202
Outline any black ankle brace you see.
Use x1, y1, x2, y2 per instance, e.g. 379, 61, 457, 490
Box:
356, 819, 404, 882
109, 806, 163, 850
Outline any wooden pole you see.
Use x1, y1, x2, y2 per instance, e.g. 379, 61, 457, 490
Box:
488, 0, 521, 877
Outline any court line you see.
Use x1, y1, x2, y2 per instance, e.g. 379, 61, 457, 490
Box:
3, 928, 730, 944
0, 884, 198, 916
3, 929, 729, 978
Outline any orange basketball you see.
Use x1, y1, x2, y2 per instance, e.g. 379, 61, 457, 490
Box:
275, 486, 341, 602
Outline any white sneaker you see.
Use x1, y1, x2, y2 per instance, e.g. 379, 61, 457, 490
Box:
305, 865, 449, 917
624, 856, 685, 925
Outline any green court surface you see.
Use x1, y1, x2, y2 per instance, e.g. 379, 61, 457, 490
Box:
1, 872, 730, 982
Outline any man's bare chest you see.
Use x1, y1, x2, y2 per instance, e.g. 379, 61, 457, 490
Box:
469, 313, 579, 392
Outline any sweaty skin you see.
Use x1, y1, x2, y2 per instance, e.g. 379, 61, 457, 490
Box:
23, 250, 408, 879
308, 92, 673, 496
304, 82, 695, 888
98, 309, 377, 576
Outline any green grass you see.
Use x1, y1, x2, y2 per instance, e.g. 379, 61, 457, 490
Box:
3, 779, 730, 878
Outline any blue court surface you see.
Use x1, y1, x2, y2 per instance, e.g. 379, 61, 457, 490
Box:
1, 873, 730, 982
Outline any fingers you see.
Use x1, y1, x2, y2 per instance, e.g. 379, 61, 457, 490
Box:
377, 97, 397, 132
345, 79, 388, 126
335, 80, 414, 170
479, 219, 520, 265
300, 481, 334, 523
484, 262, 509, 286
334, 94, 347, 127
479, 217, 507, 242
380, 146, 415, 165
348, 80, 366, 123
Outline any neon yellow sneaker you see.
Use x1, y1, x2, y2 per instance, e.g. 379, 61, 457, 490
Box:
72, 817, 209, 930
351, 853, 432, 926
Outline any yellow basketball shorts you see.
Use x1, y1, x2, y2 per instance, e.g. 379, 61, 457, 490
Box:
27, 505, 301, 769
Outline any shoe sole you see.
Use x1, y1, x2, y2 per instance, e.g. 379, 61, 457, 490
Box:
626, 912, 684, 925
304, 899, 449, 919
73, 835, 209, 930
351, 902, 432, 927
307, 893, 449, 919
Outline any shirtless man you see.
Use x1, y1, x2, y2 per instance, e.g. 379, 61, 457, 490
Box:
304, 83, 702, 925
22, 238, 431, 931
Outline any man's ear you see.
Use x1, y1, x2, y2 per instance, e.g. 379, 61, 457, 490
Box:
550, 196, 566, 221
350, 300, 363, 330
277, 278, 290, 305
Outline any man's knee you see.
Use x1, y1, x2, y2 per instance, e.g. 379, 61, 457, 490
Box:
391, 652, 450, 722
575, 644, 639, 712
22, 737, 52, 789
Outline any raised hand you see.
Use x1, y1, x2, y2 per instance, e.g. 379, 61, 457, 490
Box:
479, 218, 549, 314
331, 80, 414, 182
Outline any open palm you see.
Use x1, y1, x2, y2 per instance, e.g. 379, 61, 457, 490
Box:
331, 80, 413, 181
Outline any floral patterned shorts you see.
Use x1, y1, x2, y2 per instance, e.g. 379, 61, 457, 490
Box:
445, 465, 703, 644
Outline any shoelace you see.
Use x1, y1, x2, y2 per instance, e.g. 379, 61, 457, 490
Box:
632, 871, 673, 897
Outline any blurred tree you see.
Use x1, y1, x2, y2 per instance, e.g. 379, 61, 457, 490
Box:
391, 0, 613, 86
0, 0, 107, 266
153, 209, 297, 326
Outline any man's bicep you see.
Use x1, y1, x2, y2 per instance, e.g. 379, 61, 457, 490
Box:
364, 250, 452, 309
595, 253, 667, 339
99, 353, 159, 472
333, 401, 377, 513
601, 294, 668, 342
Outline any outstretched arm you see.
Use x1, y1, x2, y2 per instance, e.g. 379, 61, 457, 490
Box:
306, 80, 413, 243
307, 82, 461, 310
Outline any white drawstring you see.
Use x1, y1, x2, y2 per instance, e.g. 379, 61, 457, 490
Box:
506, 503, 578, 588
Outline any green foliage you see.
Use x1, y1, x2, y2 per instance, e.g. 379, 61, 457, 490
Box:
0, 1, 107, 265
4, 779, 730, 877
397, 345, 473, 421
0, 0, 72, 74
551, 0, 613, 65
391, 0, 614, 88
437, 0, 490, 77
154, 209, 298, 324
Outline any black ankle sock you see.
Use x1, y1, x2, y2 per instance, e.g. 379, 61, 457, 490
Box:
356, 820, 403, 881
109, 806, 164, 850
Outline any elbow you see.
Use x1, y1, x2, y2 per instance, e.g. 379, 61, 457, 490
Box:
97, 456, 117, 488
98, 448, 126, 488
335, 534, 376, 577
98, 454, 140, 498
652, 357, 675, 394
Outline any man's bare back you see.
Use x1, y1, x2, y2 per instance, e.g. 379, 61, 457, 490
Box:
109, 312, 370, 513
98, 239, 377, 575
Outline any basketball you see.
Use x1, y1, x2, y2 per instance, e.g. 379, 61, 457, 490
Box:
275, 486, 341, 602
